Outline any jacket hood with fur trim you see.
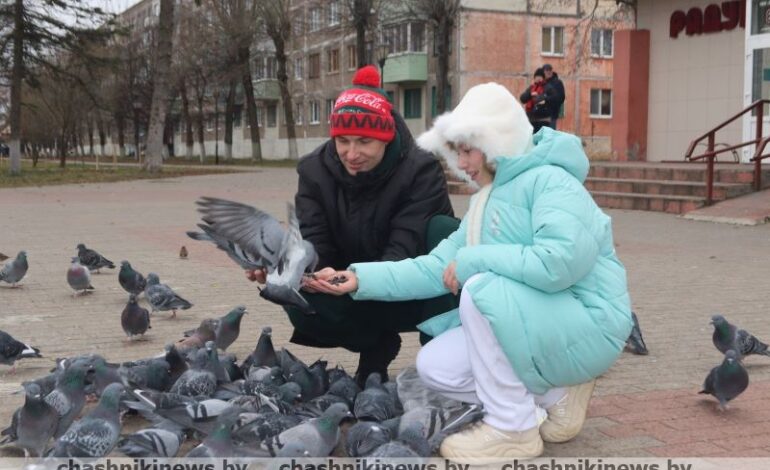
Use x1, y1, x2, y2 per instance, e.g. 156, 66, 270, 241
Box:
416, 82, 534, 185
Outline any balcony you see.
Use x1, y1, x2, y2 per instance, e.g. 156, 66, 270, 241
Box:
382, 52, 428, 83
253, 79, 281, 101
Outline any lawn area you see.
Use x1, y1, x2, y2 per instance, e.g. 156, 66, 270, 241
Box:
0, 159, 247, 188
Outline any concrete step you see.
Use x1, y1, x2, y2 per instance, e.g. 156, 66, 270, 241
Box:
590, 191, 705, 214
589, 162, 770, 186
585, 177, 752, 201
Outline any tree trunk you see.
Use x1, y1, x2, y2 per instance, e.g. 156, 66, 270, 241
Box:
180, 80, 194, 159
354, 0, 368, 67
436, 17, 452, 115
132, 108, 141, 161
9, 0, 24, 175
214, 90, 220, 164
224, 79, 235, 161
196, 94, 205, 163
144, 0, 175, 172
115, 113, 126, 158
97, 116, 106, 157
239, 47, 262, 162
88, 119, 95, 157
58, 133, 67, 168
274, 37, 297, 159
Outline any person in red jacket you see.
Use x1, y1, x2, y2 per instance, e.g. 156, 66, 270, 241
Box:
519, 68, 552, 133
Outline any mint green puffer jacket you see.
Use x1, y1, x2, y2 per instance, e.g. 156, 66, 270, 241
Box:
350, 128, 633, 394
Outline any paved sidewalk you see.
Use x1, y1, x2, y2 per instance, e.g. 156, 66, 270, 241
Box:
1, 168, 770, 457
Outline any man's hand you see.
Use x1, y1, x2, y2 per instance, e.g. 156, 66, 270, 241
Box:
443, 261, 459, 295
306, 269, 358, 296
245, 268, 267, 284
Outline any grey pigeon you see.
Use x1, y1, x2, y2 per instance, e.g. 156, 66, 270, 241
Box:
232, 411, 303, 444
145, 273, 192, 318
170, 348, 217, 398
370, 423, 431, 458
625, 311, 649, 355
345, 421, 392, 457
119, 358, 171, 392
0, 250, 28, 287
67, 257, 94, 295
242, 326, 278, 373
354, 373, 397, 422
0, 383, 58, 457
121, 294, 151, 339
288, 362, 326, 401
186, 408, 269, 458
711, 314, 770, 359
699, 349, 749, 410
50, 383, 125, 457
260, 402, 352, 456
189, 198, 318, 314
383, 404, 484, 442
184, 306, 248, 351
85, 356, 123, 398
117, 419, 184, 458
203, 341, 230, 383
44, 364, 89, 438
76, 243, 115, 273
119, 261, 147, 296
0, 329, 42, 373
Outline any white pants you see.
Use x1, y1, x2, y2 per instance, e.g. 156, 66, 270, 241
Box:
416, 274, 566, 432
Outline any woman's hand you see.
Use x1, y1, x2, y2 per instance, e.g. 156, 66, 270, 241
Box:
443, 261, 459, 295
300, 267, 336, 293
245, 268, 267, 284
306, 269, 359, 296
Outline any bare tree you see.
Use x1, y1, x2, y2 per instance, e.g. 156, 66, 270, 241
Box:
144, 0, 175, 172
344, 0, 382, 67
406, 0, 460, 115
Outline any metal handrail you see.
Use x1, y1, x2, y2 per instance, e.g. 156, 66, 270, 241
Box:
684, 99, 770, 205
750, 137, 770, 190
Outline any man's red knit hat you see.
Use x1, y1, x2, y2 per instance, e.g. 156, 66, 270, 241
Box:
330, 65, 396, 142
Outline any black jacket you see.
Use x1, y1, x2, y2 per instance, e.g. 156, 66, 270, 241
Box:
543, 73, 566, 120
295, 113, 454, 270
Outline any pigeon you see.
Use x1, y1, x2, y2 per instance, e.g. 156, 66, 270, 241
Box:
0, 329, 42, 373
119, 358, 172, 392
44, 363, 90, 438
0, 383, 58, 457
699, 349, 749, 410
67, 257, 94, 295
119, 261, 147, 296
85, 356, 123, 398
121, 294, 151, 339
369, 423, 431, 458
354, 372, 397, 422
345, 421, 392, 457
188, 198, 318, 314
625, 311, 649, 355
76, 243, 115, 273
232, 411, 303, 444
242, 326, 278, 373
179, 246, 188, 259
117, 419, 184, 458
260, 402, 352, 456
288, 361, 326, 401
711, 314, 770, 359
170, 348, 217, 398
185, 409, 267, 458
382, 404, 484, 451
50, 383, 125, 457
176, 319, 217, 353
145, 273, 193, 318
184, 306, 248, 351
0, 250, 28, 287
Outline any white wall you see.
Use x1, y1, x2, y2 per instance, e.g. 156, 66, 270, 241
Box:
638, 0, 745, 161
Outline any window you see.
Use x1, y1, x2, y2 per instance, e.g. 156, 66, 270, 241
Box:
308, 53, 320, 78
591, 29, 613, 58
293, 14, 303, 36
295, 102, 303, 125
327, 48, 339, 73
294, 57, 304, 80
403, 88, 422, 119
326, 99, 335, 123
309, 100, 321, 124
431, 85, 452, 117
383, 23, 409, 54
347, 44, 357, 69
254, 58, 265, 79
542, 26, 564, 55
328, 1, 340, 26
410, 22, 425, 52
590, 89, 612, 117
310, 7, 321, 31
267, 104, 277, 127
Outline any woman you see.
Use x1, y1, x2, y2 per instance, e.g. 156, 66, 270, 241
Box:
307, 83, 633, 461
520, 68, 552, 133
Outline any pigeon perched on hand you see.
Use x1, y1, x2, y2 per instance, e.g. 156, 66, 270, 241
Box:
67, 257, 94, 295
119, 261, 147, 296
76, 243, 115, 273
145, 273, 192, 318
188, 198, 318, 314
0, 329, 42, 373
699, 349, 749, 411
0, 383, 58, 457
0, 250, 28, 287
121, 294, 151, 339
711, 314, 770, 359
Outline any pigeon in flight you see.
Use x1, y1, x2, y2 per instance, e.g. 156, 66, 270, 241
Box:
188, 197, 318, 314
0, 250, 28, 287
76, 243, 115, 273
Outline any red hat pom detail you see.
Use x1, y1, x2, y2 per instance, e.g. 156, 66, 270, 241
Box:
352, 65, 381, 88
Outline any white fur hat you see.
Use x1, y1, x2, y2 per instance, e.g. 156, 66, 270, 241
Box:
416, 82, 533, 183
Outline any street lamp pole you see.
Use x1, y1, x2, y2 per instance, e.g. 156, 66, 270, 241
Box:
377, 44, 390, 88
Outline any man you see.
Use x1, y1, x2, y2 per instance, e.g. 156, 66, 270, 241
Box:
249, 65, 457, 386
542, 64, 566, 130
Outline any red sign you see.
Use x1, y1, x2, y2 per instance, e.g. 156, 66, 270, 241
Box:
670, 0, 746, 38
